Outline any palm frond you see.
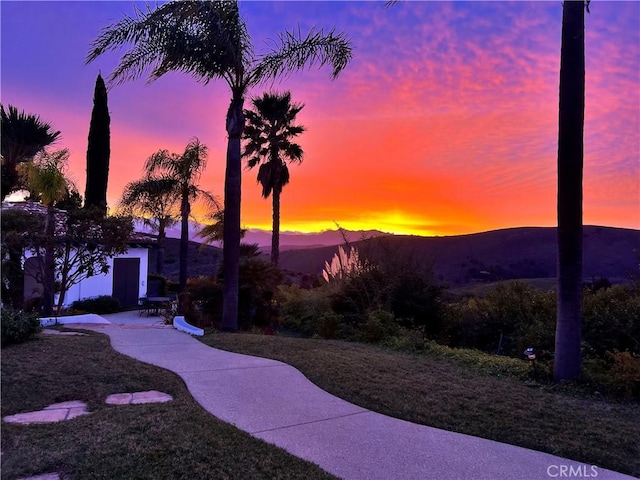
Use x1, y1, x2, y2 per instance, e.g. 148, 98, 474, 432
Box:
256, 162, 275, 198
87, 1, 251, 87
187, 185, 221, 212
20, 149, 70, 206
144, 149, 175, 175
117, 175, 181, 223
249, 27, 352, 85
283, 143, 303, 163
1, 104, 61, 164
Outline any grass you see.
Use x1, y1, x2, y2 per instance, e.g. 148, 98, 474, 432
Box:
1, 330, 335, 480
200, 332, 640, 477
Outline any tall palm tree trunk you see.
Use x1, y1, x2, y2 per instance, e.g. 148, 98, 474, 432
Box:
554, 0, 585, 382
179, 193, 190, 291
221, 96, 244, 331
42, 205, 56, 316
271, 188, 281, 266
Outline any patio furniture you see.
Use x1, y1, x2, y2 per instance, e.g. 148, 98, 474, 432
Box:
143, 296, 173, 316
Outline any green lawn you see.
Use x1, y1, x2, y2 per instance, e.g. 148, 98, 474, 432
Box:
1, 331, 335, 480
201, 332, 640, 477
3, 327, 637, 479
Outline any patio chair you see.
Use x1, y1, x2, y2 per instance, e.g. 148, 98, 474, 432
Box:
138, 279, 164, 316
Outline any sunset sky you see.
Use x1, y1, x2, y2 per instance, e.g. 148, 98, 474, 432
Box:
2, 1, 638, 236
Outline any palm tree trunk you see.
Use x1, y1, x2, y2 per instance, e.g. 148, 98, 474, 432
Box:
55, 246, 71, 314
41, 205, 56, 316
554, 0, 585, 382
221, 95, 244, 332
157, 226, 166, 276
179, 192, 190, 292
271, 188, 280, 266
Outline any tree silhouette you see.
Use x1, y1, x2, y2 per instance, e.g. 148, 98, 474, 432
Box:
87, 0, 352, 331
243, 91, 305, 266
1, 105, 61, 200
118, 176, 179, 275
143, 138, 219, 291
19, 150, 70, 316
84, 74, 111, 215
554, 0, 589, 382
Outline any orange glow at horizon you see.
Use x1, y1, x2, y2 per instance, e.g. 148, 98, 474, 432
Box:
240, 210, 449, 237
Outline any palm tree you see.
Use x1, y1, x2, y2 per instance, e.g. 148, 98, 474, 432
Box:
243, 91, 305, 266
118, 175, 180, 275
86, 0, 352, 330
144, 138, 219, 291
554, 0, 589, 382
198, 209, 245, 245
20, 149, 71, 316
1, 104, 61, 199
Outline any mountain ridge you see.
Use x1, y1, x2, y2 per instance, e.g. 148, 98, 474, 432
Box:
153, 225, 639, 287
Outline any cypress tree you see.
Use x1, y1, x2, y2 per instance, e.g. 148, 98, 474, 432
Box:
84, 74, 110, 214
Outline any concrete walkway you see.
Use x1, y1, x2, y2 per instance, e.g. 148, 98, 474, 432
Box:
70, 311, 632, 480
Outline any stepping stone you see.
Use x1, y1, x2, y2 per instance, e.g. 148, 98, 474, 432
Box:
105, 390, 172, 405
18, 474, 61, 480
43, 400, 86, 409
105, 393, 132, 405
3, 401, 89, 425
41, 329, 87, 336
132, 390, 173, 404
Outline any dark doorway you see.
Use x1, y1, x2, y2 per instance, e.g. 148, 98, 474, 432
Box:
112, 258, 140, 307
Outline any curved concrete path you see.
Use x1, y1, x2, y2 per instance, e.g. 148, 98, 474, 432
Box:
71, 312, 632, 480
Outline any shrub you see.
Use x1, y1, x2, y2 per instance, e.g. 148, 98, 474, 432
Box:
238, 255, 282, 329
357, 309, 398, 344
389, 271, 444, 338
279, 285, 335, 336
582, 352, 640, 399
71, 295, 120, 314
607, 351, 640, 398
1, 306, 42, 346
315, 311, 343, 339
181, 276, 222, 328
329, 269, 387, 322
444, 281, 556, 358
582, 284, 640, 357
382, 328, 427, 352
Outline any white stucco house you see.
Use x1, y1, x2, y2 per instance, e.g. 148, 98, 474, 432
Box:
23, 242, 152, 308
2, 201, 155, 308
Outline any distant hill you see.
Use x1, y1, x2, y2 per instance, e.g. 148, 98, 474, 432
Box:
277, 226, 639, 287
243, 229, 389, 250
137, 219, 389, 249
149, 239, 222, 280
151, 226, 639, 288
